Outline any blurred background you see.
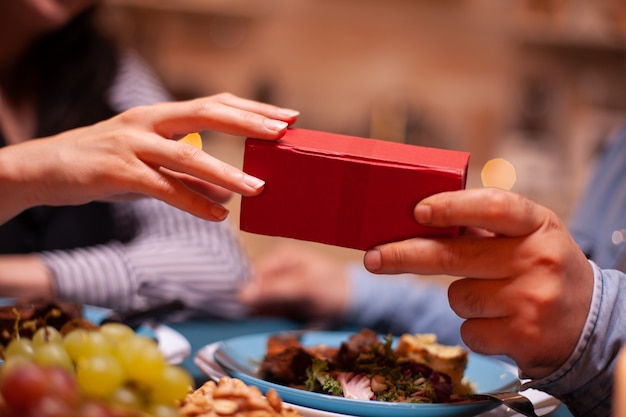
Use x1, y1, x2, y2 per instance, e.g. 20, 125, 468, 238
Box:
99, 0, 626, 263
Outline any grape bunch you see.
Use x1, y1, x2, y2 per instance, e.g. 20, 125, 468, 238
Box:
0, 323, 193, 417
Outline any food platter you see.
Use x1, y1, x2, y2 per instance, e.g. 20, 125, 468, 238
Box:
0, 298, 190, 365
196, 331, 528, 417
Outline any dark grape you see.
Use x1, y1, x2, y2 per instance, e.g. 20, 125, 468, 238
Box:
0, 362, 49, 411
45, 366, 81, 408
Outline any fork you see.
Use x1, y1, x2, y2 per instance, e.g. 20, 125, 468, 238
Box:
471, 392, 540, 417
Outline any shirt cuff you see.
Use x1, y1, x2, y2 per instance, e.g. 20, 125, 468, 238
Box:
522, 261, 619, 416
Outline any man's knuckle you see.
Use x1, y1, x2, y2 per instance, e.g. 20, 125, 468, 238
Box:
439, 245, 463, 274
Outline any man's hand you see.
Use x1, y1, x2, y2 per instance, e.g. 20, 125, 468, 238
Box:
364, 188, 593, 378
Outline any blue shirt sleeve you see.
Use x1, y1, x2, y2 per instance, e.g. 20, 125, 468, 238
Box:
568, 126, 626, 270
343, 263, 465, 346
523, 262, 626, 416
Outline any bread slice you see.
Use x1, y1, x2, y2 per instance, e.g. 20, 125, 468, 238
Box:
395, 333, 472, 394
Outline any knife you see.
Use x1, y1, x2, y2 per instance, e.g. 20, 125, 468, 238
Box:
100, 299, 186, 329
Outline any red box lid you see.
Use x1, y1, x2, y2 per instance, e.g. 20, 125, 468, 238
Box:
240, 128, 470, 251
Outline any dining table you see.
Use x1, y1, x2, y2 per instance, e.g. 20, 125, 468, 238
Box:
165, 316, 575, 417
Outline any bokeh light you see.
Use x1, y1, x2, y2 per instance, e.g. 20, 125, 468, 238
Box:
481, 158, 517, 190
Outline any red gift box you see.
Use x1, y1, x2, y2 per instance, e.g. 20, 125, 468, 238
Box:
240, 128, 470, 251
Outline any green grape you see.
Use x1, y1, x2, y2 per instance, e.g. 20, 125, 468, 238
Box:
110, 385, 144, 409
32, 342, 74, 372
32, 326, 63, 346
118, 336, 165, 384
0, 321, 194, 417
146, 403, 182, 417
4, 337, 35, 360
76, 354, 125, 400
64, 329, 114, 361
0, 355, 33, 379
100, 323, 135, 344
63, 328, 88, 361
148, 365, 193, 405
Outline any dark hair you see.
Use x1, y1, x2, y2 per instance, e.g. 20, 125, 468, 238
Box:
7, 6, 118, 138
0, 5, 120, 254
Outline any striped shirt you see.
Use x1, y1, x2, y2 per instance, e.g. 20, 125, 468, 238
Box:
40, 51, 251, 319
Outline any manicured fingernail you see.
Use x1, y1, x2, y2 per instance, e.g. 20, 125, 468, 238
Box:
364, 249, 381, 272
414, 204, 432, 224
244, 174, 265, 190
279, 108, 300, 118
211, 204, 229, 221
264, 119, 288, 132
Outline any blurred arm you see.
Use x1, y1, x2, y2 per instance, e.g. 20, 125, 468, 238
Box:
39, 198, 252, 317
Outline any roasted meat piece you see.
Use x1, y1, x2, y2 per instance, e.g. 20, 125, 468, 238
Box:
259, 344, 315, 387
0, 297, 83, 346
259, 329, 385, 388
335, 328, 383, 367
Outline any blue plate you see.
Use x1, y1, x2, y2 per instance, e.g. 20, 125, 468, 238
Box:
214, 331, 520, 417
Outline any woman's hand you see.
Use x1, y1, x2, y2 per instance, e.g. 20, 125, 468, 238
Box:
239, 243, 351, 323
0, 93, 299, 224
363, 188, 594, 378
